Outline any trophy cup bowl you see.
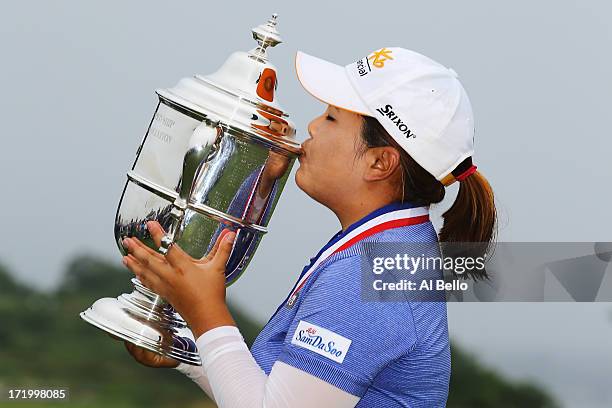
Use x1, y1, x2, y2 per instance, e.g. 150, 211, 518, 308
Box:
80, 14, 301, 365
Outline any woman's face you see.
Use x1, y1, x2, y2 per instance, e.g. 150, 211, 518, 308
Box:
295, 105, 366, 207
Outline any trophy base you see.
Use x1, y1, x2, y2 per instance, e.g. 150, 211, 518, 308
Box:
80, 278, 201, 366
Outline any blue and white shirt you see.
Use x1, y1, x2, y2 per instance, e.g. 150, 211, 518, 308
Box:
250, 201, 451, 407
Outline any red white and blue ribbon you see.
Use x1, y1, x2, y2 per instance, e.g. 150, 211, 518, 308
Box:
286, 206, 430, 306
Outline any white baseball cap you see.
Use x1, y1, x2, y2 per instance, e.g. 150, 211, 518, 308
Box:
295, 47, 477, 185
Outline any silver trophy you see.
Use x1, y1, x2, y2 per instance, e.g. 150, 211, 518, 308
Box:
80, 14, 300, 365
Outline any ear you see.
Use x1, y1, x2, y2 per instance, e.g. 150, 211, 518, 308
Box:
363, 146, 401, 182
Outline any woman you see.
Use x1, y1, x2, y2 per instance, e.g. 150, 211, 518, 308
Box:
120, 47, 496, 407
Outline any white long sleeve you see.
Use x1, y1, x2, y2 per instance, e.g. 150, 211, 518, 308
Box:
176, 326, 360, 407
175, 360, 215, 400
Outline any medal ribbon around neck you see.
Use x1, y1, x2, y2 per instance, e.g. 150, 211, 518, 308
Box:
286, 206, 430, 305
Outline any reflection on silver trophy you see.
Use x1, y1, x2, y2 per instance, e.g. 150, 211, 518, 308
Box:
80, 14, 300, 365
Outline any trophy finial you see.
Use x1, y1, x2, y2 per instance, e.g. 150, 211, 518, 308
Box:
250, 13, 283, 61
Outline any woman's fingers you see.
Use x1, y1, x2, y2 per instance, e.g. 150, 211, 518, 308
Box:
145, 221, 193, 270
123, 253, 147, 280
125, 342, 148, 364
145, 221, 166, 248
164, 244, 194, 272
128, 236, 163, 259
124, 341, 179, 368
124, 239, 156, 269
204, 228, 232, 262
123, 248, 164, 292
210, 231, 236, 270
125, 341, 137, 355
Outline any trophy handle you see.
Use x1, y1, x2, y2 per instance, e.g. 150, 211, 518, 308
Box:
159, 121, 223, 255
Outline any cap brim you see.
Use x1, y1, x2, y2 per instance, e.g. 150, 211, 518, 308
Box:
295, 51, 371, 116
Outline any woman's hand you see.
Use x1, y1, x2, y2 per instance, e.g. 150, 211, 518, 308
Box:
124, 340, 180, 368
106, 333, 179, 368
122, 221, 237, 338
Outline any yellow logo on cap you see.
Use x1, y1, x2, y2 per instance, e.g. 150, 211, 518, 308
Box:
368, 48, 394, 68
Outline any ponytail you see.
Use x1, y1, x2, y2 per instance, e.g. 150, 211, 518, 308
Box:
439, 170, 497, 280
360, 116, 497, 280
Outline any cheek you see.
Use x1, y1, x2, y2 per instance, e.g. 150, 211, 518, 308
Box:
317, 150, 358, 185
300, 129, 361, 181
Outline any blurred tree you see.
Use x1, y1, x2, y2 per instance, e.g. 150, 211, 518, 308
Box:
448, 345, 558, 407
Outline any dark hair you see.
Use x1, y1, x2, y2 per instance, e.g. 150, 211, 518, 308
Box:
359, 116, 497, 280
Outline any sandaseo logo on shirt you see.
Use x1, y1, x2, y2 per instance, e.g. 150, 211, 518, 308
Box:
291, 320, 352, 363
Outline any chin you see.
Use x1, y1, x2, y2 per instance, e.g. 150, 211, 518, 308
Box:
294, 166, 308, 193
295, 167, 330, 207
295, 167, 317, 197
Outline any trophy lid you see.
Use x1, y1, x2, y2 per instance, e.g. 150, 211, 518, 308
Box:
158, 14, 300, 155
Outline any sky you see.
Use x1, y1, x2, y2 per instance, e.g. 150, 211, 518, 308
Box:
1, 1, 611, 406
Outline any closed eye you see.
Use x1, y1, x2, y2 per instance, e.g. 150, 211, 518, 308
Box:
325, 114, 335, 122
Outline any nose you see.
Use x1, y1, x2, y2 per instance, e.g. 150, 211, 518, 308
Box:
307, 118, 318, 140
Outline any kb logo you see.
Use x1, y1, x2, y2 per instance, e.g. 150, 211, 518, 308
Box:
369, 48, 394, 68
